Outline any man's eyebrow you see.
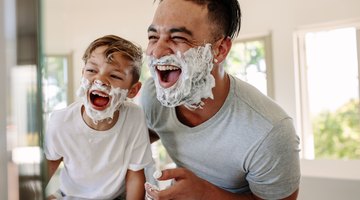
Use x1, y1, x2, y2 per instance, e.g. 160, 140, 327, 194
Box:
147, 25, 193, 36
147, 25, 157, 33
170, 27, 193, 36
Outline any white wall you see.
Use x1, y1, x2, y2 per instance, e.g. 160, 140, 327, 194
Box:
44, 0, 360, 119
43, 0, 157, 95
43, 0, 360, 199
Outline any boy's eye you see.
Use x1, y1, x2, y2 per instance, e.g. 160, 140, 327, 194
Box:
111, 75, 123, 80
85, 69, 95, 74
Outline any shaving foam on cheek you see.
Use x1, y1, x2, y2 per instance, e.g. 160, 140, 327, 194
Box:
148, 44, 215, 110
76, 77, 128, 124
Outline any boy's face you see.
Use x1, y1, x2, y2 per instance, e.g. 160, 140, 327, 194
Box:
84, 46, 135, 88
82, 45, 136, 111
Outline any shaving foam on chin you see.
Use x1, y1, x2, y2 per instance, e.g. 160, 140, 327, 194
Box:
148, 43, 215, 110
76, 77, 128, 124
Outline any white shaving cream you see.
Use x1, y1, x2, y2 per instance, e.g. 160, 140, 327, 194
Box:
148, 43, 215, 110
76, 78, 128, 124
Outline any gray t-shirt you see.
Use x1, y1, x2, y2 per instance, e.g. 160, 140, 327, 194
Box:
140, 75, 300, 199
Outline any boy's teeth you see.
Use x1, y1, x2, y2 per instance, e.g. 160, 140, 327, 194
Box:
92, 91, 108, 97
157, 65, 179, 71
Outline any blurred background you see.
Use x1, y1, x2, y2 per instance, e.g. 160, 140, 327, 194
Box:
1, 0, 360, 199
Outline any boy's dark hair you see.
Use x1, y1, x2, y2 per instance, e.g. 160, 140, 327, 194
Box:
82, 35, 143, 83
156, 0, 241, 40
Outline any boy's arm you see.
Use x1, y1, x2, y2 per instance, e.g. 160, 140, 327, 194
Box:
125, 169, 146, 200
46, 158, 62, 185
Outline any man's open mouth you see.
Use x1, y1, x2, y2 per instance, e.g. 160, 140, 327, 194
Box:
156, 65, 181, 88
89, 90, 110, 110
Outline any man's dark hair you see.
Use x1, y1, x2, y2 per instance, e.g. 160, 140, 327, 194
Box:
156, 0, 242, 40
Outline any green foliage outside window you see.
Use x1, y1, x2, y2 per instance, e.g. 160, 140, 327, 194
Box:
313, 99, 360, 159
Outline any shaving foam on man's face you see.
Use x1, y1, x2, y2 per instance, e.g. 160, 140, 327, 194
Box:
148, 43, 215, 110
76, 78, 128, 124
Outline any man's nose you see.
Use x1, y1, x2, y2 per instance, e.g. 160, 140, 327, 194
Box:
148, 39, 173, 59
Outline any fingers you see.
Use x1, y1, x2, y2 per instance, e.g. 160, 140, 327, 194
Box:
145, 182, 178, 200
156, 168, 188, 181
145, 182, 159, 200
146, 168, 191, 200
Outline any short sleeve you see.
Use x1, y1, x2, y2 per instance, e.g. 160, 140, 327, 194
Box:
43, 113, 62, 161
127, 109, 154, 171
246, 118, 301, 199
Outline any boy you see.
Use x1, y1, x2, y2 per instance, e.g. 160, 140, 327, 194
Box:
44, 35, 153, 200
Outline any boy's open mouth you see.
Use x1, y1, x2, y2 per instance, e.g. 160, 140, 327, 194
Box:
89, 90, 110, 110
156, 65, 181, 88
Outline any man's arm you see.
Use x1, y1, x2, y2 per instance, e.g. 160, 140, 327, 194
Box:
145, 168, 299, 200
204, 179, 298, 200
126, 169, 146, 200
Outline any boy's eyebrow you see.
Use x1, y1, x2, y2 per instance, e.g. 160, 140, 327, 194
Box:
88, 60, 98, 66
147, 25, 193, 36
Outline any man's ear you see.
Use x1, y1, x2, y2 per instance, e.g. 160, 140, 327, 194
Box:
127, 82, 142, 98
213, 37, 232, 64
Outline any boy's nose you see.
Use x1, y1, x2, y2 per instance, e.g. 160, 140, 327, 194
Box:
94, 79, 109, 87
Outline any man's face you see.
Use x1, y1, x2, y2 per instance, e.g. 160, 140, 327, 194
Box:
146, 0, 215, 89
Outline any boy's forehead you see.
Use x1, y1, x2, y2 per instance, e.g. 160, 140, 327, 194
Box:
91, 46, 107, 56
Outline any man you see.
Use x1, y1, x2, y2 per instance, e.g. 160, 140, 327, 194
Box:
141, 0, 300, 199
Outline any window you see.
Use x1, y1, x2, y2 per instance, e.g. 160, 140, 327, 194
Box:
295, 23, 360, 160
225, 35, 273, 98
42, 55, 72, 195
42, 55, 72, 120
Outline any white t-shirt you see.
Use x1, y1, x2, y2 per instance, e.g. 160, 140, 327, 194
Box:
44, 101, 153, 199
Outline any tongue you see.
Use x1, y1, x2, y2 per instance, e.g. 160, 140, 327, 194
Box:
164, 70, 181, 83
93, 96, 109, 107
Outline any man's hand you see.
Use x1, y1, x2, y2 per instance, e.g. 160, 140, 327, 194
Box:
145, 168, 210, 200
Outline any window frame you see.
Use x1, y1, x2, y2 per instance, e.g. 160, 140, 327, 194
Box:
294, 19, 360, 180
230, 33, 274, 98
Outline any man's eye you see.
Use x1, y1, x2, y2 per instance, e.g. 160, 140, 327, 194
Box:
172, 36, 187, 42
148, 35, 158, 41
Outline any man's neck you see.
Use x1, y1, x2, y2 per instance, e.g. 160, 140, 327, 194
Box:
176, 73, 230, 127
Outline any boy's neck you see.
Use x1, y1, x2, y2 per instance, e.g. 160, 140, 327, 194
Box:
81, 106, 119, 131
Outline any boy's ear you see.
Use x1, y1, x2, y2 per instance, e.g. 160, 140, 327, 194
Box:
127, 82, 142, 98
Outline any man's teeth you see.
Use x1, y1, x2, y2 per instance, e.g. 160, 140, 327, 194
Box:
157, 65, 179, 71
91, 91, 108, 97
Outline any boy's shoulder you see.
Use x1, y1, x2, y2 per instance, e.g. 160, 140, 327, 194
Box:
49, 101, 82, 122
123, 101, 143, 111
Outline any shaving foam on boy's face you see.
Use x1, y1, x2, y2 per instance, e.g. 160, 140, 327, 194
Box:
148, 43, 215, 110
76, 78, 128, 124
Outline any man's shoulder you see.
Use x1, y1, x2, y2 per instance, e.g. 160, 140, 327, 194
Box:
140, 78, 159, 109
230, 75, 290, 123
